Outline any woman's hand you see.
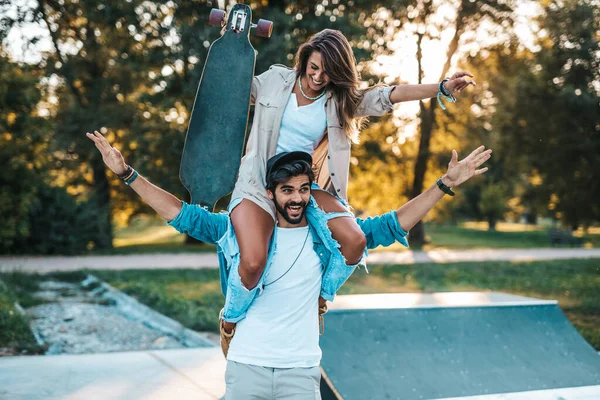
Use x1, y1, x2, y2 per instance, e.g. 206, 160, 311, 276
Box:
86, 130, 127, 176
444, 71, 476, 94
442, 145, 491, 188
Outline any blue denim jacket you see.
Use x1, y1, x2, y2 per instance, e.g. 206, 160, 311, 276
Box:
168, 197, 408, 323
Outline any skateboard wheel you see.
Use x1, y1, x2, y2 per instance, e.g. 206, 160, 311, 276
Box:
255, 19, 273, 38
209, 9, 226, 27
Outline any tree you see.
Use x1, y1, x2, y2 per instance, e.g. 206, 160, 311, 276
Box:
0, 48, 48, 251
392, 0, 517, 245
2, 0, 529, 250
479, 183, 507, 230
493, 0, 600, 229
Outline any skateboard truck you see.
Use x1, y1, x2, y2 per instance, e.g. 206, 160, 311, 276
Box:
209, 7, 273, 38
230, 9, 247, 32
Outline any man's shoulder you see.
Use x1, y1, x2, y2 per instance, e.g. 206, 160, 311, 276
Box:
170, 202, 230, 226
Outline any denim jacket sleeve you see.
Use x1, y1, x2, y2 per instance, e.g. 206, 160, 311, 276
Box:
167, 201, 229, 244
356, 210, 409, 249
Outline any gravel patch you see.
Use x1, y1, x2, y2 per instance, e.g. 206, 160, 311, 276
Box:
21, 277, 216, 356
28, 303, 184, 355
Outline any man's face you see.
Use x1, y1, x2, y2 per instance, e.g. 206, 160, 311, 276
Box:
268, 175, 311, 226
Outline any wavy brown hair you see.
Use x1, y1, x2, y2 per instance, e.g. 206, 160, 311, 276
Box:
295, 29, 366, 143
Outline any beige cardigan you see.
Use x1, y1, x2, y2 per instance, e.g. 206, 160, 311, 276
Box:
231, 64, 394, 220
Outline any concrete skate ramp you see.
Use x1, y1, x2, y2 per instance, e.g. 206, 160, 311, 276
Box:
319, 292, 600, 400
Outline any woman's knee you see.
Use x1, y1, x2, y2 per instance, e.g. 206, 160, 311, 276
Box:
311, 189, 349, 213
338, 230, 366, 265
239, 252, 267, 281
312, 190, 366, 264
328, 217, 366, 265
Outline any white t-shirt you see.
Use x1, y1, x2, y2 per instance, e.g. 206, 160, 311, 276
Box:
227, 226, 322, 368
275, 93, 327, 155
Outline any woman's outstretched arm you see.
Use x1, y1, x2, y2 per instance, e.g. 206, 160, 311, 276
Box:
389, 71, 476, 104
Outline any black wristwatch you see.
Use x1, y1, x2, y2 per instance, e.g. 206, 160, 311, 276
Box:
436, 177, 455, 196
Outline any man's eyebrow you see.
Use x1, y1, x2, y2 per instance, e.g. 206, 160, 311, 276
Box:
280, 182, 310, 190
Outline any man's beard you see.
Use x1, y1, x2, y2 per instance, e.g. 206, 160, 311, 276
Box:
274, 195, 307, 225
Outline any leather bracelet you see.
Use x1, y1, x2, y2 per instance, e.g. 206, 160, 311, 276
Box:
436, 177, 455, 196
117, 165, 133, 180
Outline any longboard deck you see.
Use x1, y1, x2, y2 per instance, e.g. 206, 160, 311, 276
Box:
180, 4, 255, 210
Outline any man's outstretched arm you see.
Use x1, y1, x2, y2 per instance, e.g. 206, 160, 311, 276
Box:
357, 145, 492, 248
396, 145, 491, 231
86, 130, 182, 221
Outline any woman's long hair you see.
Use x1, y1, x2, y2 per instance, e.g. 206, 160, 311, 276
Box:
295, 29, 366, 143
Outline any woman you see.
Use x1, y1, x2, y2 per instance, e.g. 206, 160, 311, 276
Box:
218, 29, 475, 343
228, 29, 474, 289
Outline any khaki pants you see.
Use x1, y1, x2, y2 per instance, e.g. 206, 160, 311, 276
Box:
225, 360, 321, 400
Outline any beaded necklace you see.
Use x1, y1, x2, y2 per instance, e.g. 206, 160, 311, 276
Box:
297, 76, 326, 101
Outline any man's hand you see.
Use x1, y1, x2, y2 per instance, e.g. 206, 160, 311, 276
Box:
442, 146, 491, 188
86, 130, 127, 175
444, 71, 476, 94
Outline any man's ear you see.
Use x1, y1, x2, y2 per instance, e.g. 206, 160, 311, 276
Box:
267, 189, 274, 201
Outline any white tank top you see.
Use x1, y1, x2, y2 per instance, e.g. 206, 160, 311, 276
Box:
227, 226, 322, 368
276, 93, 327, 155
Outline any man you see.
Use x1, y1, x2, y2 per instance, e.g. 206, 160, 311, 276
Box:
86, 130, 491, 399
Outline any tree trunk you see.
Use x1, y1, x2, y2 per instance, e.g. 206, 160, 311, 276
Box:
488, 216, 497, 231
408, 7, 465, 246
409, 102, 436, 246
91, 154, 113, 249
408, 33, 431, 246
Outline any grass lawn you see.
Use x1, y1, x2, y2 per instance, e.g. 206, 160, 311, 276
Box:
94, 259, 600, 350
2, 259, 598, 353
424, 223, 599, 249
92, 217, 217, 255
0, 273, 50, 355
102, 218, 599, 255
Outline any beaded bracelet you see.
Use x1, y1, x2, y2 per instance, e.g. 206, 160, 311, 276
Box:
437, 79, 456, 110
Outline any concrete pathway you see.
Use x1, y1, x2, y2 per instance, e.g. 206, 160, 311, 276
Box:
1, 248, 599, 273
0, 347, 226, 400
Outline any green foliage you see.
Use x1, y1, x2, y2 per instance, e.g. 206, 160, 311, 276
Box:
0, 51, 54, 253
1, 0, 598, 254
0, 150, 40, 253
95, 269, 223, 332
487, 0, 600, 229
478, 183, 507, 230
0, 278, 45, 354
9, 184, 97, 255
0, 176, 96, 255
0, 53, 97, 255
